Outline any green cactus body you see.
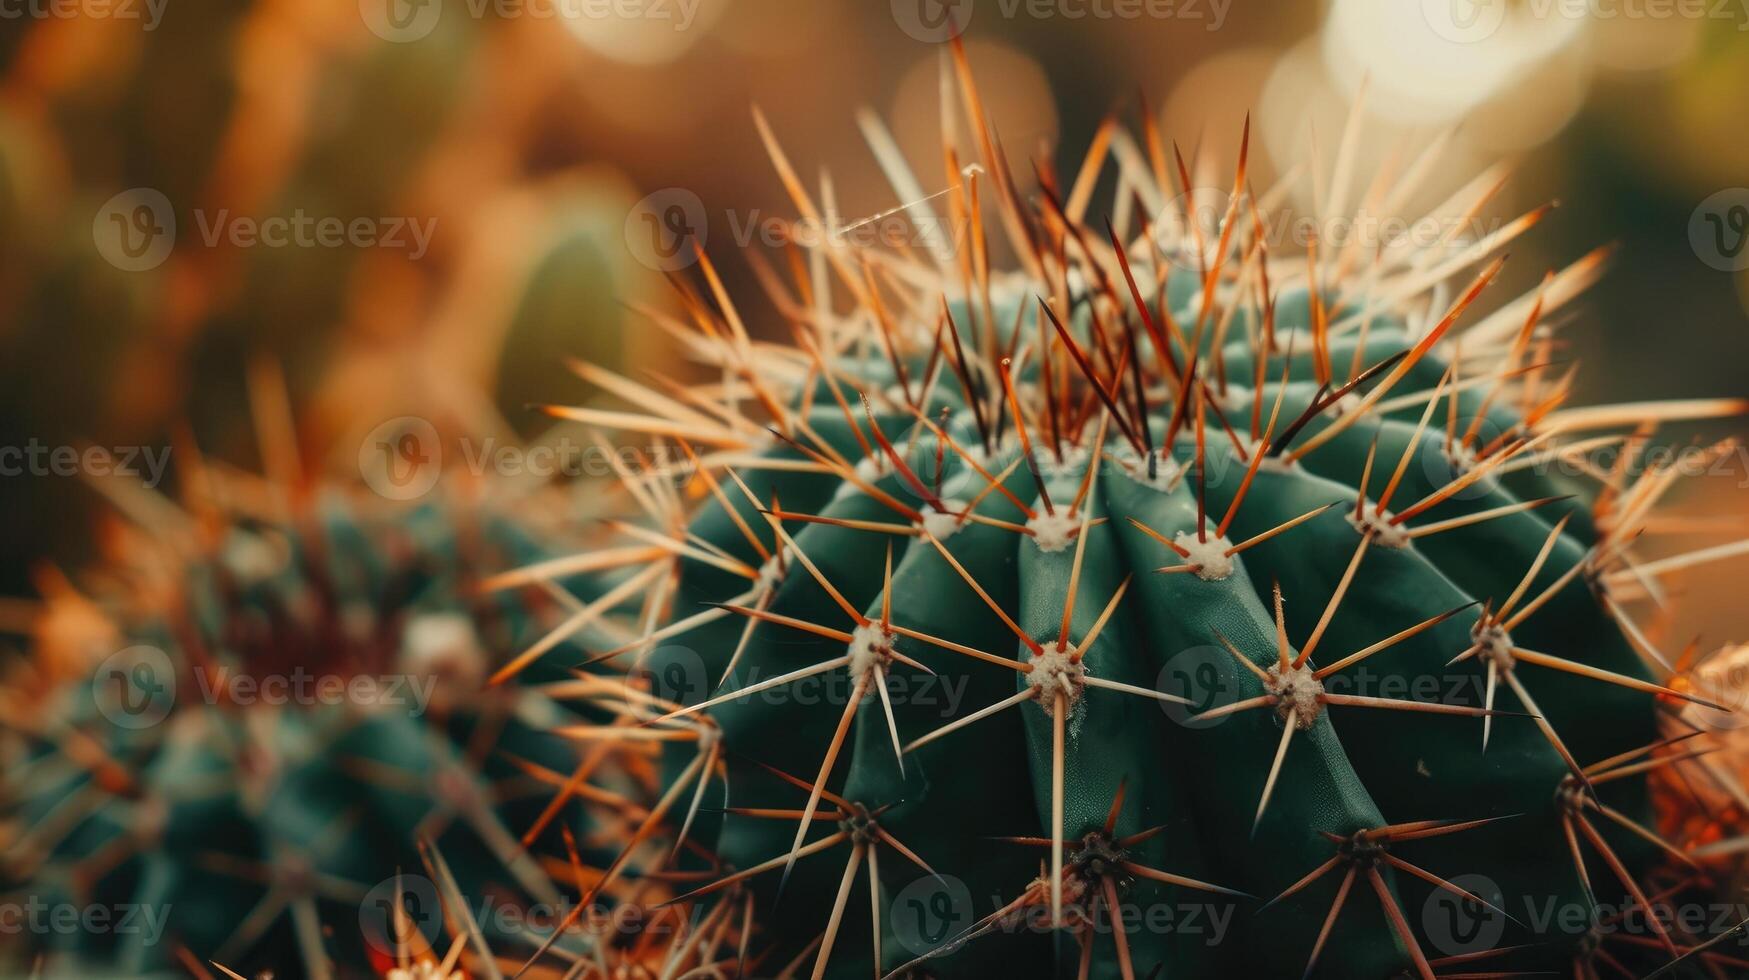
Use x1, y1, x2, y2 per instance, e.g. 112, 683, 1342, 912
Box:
535, 90, 1739, 978
4, 484, 625, 977
640, 374, 1620, 977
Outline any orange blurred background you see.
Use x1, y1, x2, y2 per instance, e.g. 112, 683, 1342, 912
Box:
1, 0, 1746, 641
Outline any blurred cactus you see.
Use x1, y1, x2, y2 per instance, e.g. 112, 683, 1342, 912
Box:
0, 381, 650, 978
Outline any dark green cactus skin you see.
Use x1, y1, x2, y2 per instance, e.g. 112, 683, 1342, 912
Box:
3, 492, 621, 977
645, 279, 1660, 979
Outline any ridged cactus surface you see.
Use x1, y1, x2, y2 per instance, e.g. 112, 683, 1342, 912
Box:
515, 50, 1747, 980
2, 447, 626, 978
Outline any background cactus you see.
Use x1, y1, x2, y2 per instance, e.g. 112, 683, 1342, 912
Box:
507, 44, 1749, 980
0, 384, 659, 978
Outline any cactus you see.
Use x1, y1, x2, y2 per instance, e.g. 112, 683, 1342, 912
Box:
500, 46, 1749, 980
4, 23, 1744, 980
0, 390, 651, 978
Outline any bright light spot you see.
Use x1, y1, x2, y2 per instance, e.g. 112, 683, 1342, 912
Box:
1323, 0, 1584, 124
562, 0, 726, 66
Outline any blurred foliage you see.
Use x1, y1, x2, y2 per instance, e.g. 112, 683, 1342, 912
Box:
0, 0, 1743, 616
0, 4, 661, 597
